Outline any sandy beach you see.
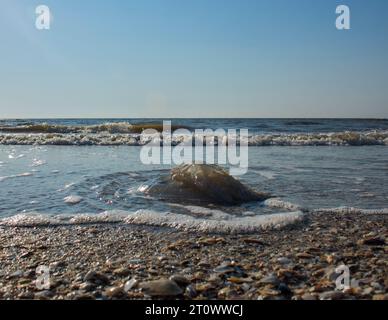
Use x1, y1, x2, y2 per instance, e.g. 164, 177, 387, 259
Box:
1, 210, 386, 300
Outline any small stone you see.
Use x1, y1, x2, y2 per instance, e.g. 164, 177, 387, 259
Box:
185, 285, 197, 298
83, 271, 109, 285
218, 287, 237, 298
296, 252, 314, 259
373, 294, 388, 300
277, 257, 292, 265
18, 291, 34, 299
113, 267, 131, 277
326, 254, 335, 264
258, 288, 281, 298
169, 275, 190, 287
319, 291, 346, 300
198, 237, 225, 245
301, 293, 318, 300
242, 238, 267, 245
79, 282, 95, 292
124, 278, 139, 291
34, 290, 54, 300
20, 252, 32, 259
105, 286, 124, 298
278, 283, 292, 295
8, 270, 24, 279
139, 279, 183, 297
213, 265, 235, 274
259, 274, 280, 286
227, 276, 252, 284
361, 237, 385, 246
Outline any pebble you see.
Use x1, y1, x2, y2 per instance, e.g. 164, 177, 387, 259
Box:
105, 286, 124, 298
79, 282, 95, 292
277, 257, 292, 265
34, 290, 55, 300
301, 293, 318, 300
113, 267, 131, 277
124, 278, 139, 291
242, 238, 267, 245
169, 275, 190, 287
361, 237, 385, 246
319, 291, 346, 300
83, 271, 109, 285
139, 279, 183, 297
259, 274, 280, 286
8, 270, 24, 279
296, 252, 314, 259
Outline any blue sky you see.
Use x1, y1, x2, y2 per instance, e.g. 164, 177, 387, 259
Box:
0, 0, 387, 118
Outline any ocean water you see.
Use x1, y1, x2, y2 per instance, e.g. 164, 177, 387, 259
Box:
0, 119, 387, 232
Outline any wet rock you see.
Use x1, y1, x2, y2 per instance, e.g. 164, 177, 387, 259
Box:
144, 164, 270, 205
8, 270, 24, 279
198, 237, 225, 245
79, 282, 96, 292
34, 290, 55, 300
259, 274, 280, 286
301, 293, 318, 300
242, 238, 267, 245
360, 237, 385, 246
278, 283, 292, 295
373, 294, 388, 300
319, 291, 346, 300
185, 285, 197, 298
105, 286, 124, 298
124, 278, 139, 291
296, 252, 314, 259
227, 276, 253, 284
139, 279, 183, 297
277, 257, 292, 265
213, 265, 235, 274
218, 287, 237, 299
113, 267, 131, 277
18, 291, 34, 299
83, 271, 109, 285
169, 275, 190, 287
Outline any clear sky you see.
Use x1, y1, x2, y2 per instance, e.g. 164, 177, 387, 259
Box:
0, 0, 387, 118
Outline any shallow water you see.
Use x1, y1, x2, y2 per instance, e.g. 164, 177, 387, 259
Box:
0, 145, 387, 214
0, 118, 387, 232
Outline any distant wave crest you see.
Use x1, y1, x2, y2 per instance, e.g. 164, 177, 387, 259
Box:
0, 125, 387, 146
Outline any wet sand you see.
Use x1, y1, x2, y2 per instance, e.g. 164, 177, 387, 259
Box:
0, 211, 386, 300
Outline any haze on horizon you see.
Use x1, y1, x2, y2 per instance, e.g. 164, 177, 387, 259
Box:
0, 0, 387, 119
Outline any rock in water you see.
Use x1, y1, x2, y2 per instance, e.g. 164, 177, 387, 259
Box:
139, 279, 183, 296
143, 164, 269, 205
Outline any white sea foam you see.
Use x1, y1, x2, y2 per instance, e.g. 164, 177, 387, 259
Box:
1, 130, 387, 146
0, 209, 304, 233
1, 204, 387, 231
31, 159, 46, 167
0, 213, 65, 226
313, 207, 388, 215
253, 170, 277, 180
0, 172, 33, 182
8, 153, 25, 159
122, 209, 305, 233
263, 198, 304, 211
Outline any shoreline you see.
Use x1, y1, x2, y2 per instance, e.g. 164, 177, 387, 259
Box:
0, 211, 386, 300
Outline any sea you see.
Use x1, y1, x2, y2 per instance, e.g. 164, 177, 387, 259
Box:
0, 118, 387, 233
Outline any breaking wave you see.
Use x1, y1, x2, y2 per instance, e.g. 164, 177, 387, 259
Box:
1, 204, 386, 232
0, 209, 305, 233
0, 126, 387, 146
